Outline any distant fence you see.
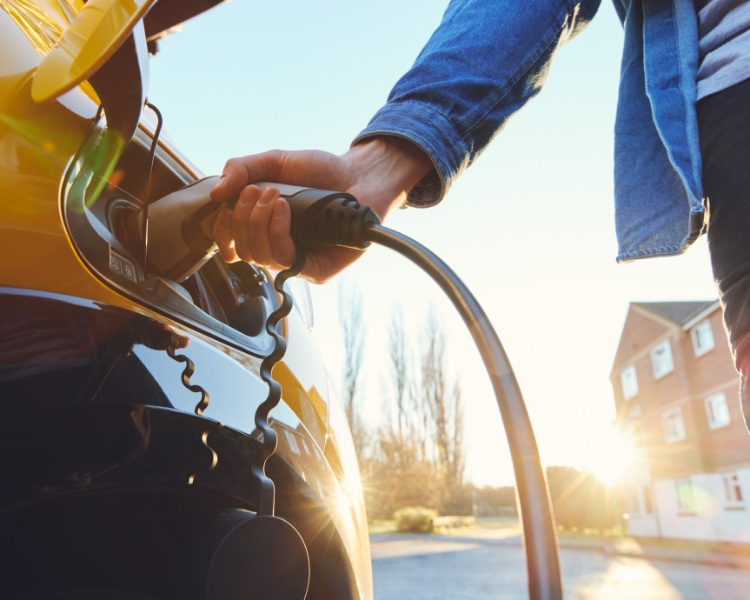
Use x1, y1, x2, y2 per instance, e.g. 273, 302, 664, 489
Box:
476, 505, 518, 518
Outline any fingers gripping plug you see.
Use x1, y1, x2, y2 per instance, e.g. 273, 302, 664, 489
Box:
140, 177, 379, 281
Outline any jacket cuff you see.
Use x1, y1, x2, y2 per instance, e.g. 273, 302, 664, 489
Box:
351, 100, 468, 208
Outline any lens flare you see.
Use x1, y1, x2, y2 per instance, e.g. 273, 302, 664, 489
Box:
590, 426, 635, 487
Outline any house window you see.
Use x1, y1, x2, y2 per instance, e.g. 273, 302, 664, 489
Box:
676, 479, 696, 513
723, 473, 745, 509
691, 319, 715, 357
625, 486, 641, 514
642, 486, 653, 513
621, 365, 638, 400
625, 485, 653, 516
662, 407, 686, 443
651, 340, 674, 379
283, 429, 301, 455
705, 392, 731, 430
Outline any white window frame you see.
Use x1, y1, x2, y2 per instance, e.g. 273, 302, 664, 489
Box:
284, 429, 301, 455
651, 339, 674, 379
641, 485, 653, 514
625, 486, 641, 515
676, 479, 696, 513
691, 319, 715, 357
620, 365, 638, 400
722, 473, 745, 510
662, 407, 686, 443
705, 392, 731, 430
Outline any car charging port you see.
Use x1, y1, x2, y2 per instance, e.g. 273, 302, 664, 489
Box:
61, 115, 280, 357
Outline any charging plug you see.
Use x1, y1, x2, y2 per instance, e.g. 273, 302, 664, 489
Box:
141, 178, 380, 281
258, 184, 380, 251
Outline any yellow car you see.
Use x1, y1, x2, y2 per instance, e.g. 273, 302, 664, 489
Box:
0, 1, 371, 598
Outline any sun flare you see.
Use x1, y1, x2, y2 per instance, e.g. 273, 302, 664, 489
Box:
590, 427, 636, 487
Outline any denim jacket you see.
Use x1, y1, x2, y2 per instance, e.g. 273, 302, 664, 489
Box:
353, 0, 705, 263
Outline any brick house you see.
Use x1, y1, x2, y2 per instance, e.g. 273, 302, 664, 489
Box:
611, 301, 750, 542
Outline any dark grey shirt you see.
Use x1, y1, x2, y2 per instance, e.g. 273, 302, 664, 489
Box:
696, 0, 750, 99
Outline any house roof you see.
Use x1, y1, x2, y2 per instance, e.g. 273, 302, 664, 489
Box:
631, 301, 718, 327
610, 300, 721, 376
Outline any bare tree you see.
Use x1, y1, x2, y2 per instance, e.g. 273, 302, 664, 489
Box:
361, 305, 468, 518
339, 284, 365, 455
450, 382, 465, 485
388, 308, 409, 438
417, 311, 465, 508
444, 381, 466, 509
420, 312, 448, 464
362, 426, 444, 519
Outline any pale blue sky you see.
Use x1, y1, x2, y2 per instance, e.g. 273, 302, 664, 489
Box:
148, 0, 718, 486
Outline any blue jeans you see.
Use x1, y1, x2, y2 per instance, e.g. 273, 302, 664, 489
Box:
698, 78, 750, 428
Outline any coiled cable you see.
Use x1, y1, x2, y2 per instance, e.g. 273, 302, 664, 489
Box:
251, 251, 307, 516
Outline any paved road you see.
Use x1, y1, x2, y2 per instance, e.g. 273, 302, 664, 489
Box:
371, 531, 750, 599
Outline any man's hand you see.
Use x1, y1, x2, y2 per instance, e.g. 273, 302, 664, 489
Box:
210, 136, 433, 283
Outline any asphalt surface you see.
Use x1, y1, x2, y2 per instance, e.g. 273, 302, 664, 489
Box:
370, 531, 750, 599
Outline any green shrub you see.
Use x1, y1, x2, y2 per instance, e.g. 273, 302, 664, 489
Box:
394, 507, 437, 533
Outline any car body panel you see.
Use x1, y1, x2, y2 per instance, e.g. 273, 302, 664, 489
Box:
1, 0, 78, 55
31, 0, 157, 103
0, 4, 372, 598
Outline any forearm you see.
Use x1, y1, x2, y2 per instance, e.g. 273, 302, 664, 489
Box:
209, 0, 601, 283
341, 136, 434, 219
354, 0, 602, 206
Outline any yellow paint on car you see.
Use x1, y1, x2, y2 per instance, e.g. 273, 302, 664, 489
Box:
31, 0, 156, 103
272, 361, 328, 450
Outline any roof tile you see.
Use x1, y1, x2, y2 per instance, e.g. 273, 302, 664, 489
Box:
632, 300, 717, 326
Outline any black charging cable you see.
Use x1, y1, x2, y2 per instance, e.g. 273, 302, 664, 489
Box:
365, 224, 562, 600
280, 195, 563, 600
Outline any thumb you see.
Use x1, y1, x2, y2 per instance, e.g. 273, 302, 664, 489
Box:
211, 150, 289, 203
211, 158, 249, 203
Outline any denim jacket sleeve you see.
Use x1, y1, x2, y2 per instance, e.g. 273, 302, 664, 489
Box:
353, 0, 602, 207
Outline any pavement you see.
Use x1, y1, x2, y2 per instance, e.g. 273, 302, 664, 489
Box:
370, 529, 750, 599
560, 534, 750, 571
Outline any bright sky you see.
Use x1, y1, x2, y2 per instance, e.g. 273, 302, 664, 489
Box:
148, 0, 718, 486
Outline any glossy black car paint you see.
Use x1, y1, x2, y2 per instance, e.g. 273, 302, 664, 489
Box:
0, 291, 360, 600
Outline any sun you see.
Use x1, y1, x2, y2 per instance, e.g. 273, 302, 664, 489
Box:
590, 426, 636, 487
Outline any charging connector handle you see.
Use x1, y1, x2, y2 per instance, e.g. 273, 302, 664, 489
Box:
284, 198, 562, 600
139, 177, 380, 282
282, 187, 380, 250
